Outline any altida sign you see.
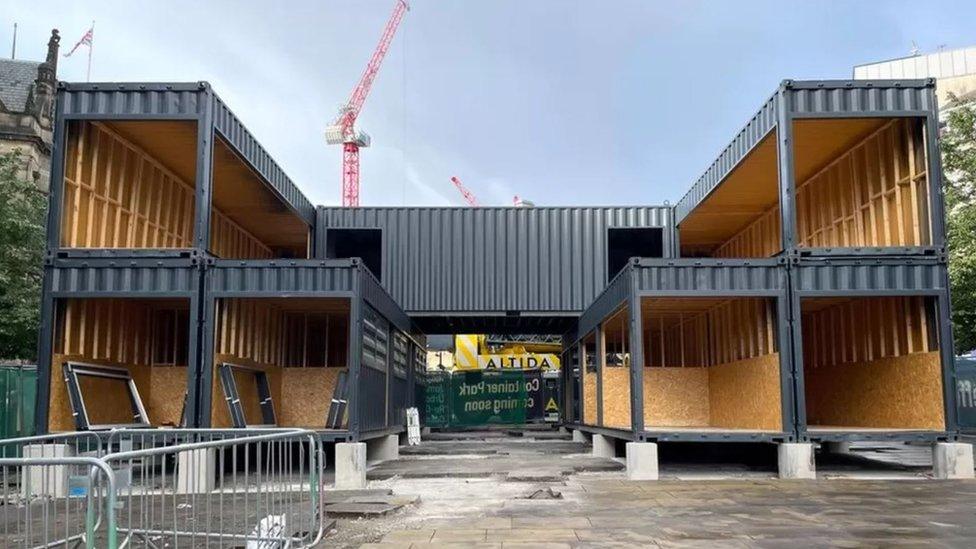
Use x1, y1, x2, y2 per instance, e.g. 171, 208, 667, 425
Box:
477, 353, 560, 371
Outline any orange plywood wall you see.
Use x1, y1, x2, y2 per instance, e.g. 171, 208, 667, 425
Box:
801, 296, 944, 429
48, 298, 189, 432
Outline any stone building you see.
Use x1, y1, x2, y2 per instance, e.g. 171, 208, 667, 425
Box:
0, 29, 60, 192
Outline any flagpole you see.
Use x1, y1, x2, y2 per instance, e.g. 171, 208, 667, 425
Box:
86, 20, 94, 82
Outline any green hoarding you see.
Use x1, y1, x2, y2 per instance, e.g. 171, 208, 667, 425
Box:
425, 370, 529, 427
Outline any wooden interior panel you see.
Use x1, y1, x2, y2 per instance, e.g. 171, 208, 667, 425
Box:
48, 298, 190, 432
678, 131, 780, 256
211, 354, 282, 429
708, 353, 781, 430
60, 121, 307, 258
639, 297, 781, 431
602, 367, 631, 429
279, 368, 345, 429
795, 118, 931, 248
643, 367, 709, 427
211, 138, 309, 257
801, 296, 944, 430
583, 373, 597, 426
212, 298, 351, 428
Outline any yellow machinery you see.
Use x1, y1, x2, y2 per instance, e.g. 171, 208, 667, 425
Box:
449, 334, 561, 371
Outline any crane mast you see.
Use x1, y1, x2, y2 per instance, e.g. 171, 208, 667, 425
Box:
450, 176, 480, 207
325, 0, 409, 207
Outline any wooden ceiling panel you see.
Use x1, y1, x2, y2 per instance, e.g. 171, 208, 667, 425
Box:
104, 121, 198, 184
211, 138, 309, 251
224, 297, 351, 314
793, 118, 891, 183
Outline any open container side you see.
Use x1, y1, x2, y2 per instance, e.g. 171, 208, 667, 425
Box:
640, 296, 783, 434
566, 257, 792, 442
790, 258, 957, 441
200, 259, 424, 441
35, 257, 202, 433
48, 83, 316, 260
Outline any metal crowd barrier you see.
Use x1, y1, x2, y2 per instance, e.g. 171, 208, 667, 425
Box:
0, 428, 327, 548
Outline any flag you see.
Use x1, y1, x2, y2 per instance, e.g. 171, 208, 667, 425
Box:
64, 26, 93, 58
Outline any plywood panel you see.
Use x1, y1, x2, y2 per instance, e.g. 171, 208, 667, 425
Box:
708, 353, 781, 431
601, 367, 631, 429
149, 366, 188, 426
279, 368, 344, 428
48, 354, 153, 432
583, 371, 597, 426
643, 367, 710, 427
804, 351, 944, 430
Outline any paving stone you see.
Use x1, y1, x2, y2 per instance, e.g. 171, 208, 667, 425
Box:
512, 517, 590, 529
430, 528, 488, 542
382, 529, 435, 542
322, 502, 401, 517
485, 528, 579, 542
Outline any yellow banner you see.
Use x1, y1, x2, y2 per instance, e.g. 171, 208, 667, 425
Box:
477, 353, 560, 371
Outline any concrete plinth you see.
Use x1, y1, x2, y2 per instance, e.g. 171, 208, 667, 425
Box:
176, 448, 216, 494
335, 442, 367, 489
592, 433, 616, 458
23, 444, 75, 497
822, 441, 850, 454
625, 442, 658, 480
933, 442, 975, 479
778, 443, 816, 480
572, 429, 588, 443
367, 434, 400, 462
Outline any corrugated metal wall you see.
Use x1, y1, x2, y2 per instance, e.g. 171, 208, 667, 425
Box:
317, 206, 673, 314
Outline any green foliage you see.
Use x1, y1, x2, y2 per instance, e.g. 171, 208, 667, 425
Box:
0, 151, 47, 360
941, 99, 976, 353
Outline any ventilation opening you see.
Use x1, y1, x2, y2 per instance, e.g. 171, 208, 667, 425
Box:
607, 228, 664, 280
326, 228, 383, 281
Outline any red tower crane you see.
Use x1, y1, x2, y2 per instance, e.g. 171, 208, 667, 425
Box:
450, 176, 479, 207
325, 0, 409, 207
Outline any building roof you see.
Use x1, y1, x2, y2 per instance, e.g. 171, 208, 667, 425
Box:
0, 59, 41, 112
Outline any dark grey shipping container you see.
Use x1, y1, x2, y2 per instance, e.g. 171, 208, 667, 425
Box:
316, 206, 674, 319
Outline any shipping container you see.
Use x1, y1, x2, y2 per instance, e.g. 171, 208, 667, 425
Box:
200, 259, 424, 441
316, 206, 673, 331
35, 257, 203, 433
47, 83, 314, 260
564, 258, 793, 442
789, 257, 957, 441
674, 79, 945, 259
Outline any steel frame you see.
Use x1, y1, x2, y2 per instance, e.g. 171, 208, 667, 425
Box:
565, 258, 795, 443
789, 258, 958, 443
198, 259, 424, 441
62, 362, 151, 431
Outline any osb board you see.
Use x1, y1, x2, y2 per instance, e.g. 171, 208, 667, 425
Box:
211, 354, 282, 428
148, 367, 188, 427
643, 367, 710, 428
804, 350, 945, 430
48, 354, 152, 432
583, 372, 597, 425
678, 131, 780, 251
601, 367, 631, 430
708, 353, 782, 431
279, 368, 345, 428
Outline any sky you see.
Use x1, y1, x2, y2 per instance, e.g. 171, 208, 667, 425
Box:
3, 1, 976, 208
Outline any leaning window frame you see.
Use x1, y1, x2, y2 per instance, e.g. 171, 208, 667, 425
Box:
62, 362, 151, 431
218, 362, 277, 428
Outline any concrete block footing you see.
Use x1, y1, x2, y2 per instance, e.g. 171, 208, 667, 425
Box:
822, 441, 850, 454
778, 442, 816, 479
932, 442, 975, 479
367, 434, 400, 462
592, 433, 616, 458
335, 442, 367, 490
625, 442, 659, 480
176, 448, 216, 494
23, 444, 75, 498
572, 429, 588, 443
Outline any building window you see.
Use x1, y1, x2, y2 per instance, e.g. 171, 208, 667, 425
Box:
326, 228, 383, 281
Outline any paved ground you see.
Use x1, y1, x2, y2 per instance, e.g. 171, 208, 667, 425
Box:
324, 430, 976, 548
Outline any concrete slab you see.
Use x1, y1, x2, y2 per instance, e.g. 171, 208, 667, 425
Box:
322, 502, 401, 517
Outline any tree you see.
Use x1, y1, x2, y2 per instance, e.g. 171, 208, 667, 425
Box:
941, 99, 976, 354
0, 151, 47, 360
